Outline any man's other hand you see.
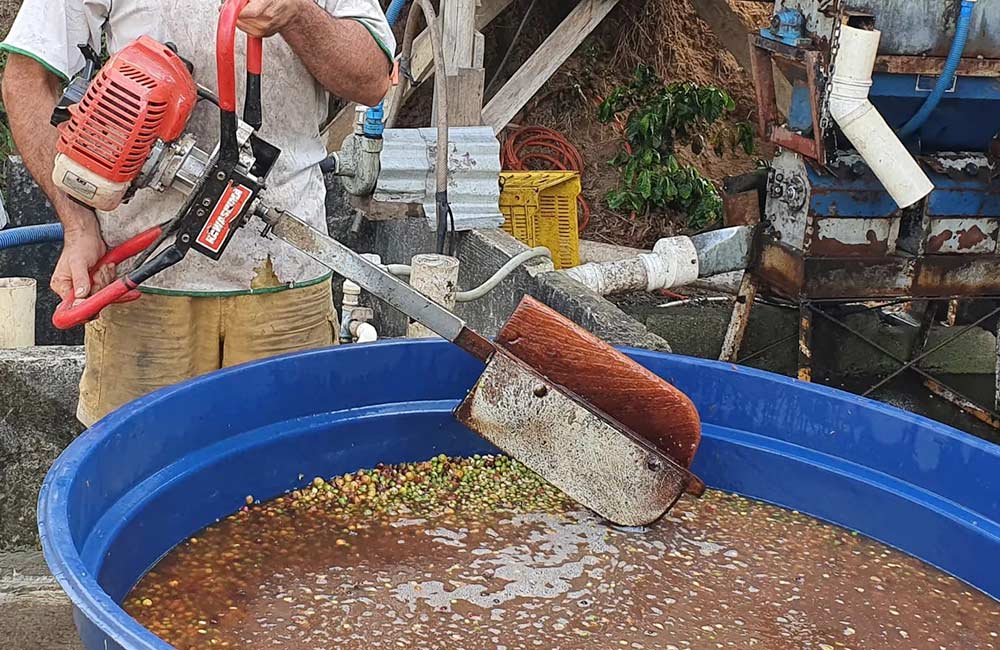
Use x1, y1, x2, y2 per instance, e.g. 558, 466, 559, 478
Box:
52, 207, 111, 302
238, 0, 307, 38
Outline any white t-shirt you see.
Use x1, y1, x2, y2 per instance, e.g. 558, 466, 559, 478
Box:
2, 0, 394, 295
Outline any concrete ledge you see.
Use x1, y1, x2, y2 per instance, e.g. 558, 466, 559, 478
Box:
360, 218, 672, 350
0, 551, 80, 649
0, 347, 85, 551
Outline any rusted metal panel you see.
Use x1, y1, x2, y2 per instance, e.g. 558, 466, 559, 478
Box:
723, 190, 762, 227
845, 0, 1000, 59
771, 126, 820, 160
811, 217, 899, 257
874, 55, 1000, 78
749, 35, 780, 137
804, 258, 914, 300
783, 0, 1000, 59
454, 350, 693, 526
722, 170, 766, 227
756, 240, 806, 298
925, 219, 1000, 254
749, 39, 826, 164
913, 256, 1000, 297
765, 255, 1000, 300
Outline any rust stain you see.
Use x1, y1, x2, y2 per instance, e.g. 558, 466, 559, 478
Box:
722, 192, 760, 227
812, 230, 888, 257
957, 225, 988, 250
927, 229, 954, 253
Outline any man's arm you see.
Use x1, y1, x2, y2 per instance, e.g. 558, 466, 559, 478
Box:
2, 53, 113, 301
237, 0, 391, 107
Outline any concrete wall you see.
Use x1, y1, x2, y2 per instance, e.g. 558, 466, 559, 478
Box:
0, 347, 84, 551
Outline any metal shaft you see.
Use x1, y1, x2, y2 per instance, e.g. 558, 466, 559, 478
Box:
259, 207, 468, 342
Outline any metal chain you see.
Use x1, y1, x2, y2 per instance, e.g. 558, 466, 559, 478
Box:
818, 6, 844, 133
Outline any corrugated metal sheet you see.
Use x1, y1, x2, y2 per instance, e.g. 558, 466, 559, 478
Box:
374, 127, 504, 231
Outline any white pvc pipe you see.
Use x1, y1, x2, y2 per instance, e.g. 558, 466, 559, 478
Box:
565, 237, 699, 296
0, 277, 36, 348
406, 254, 460, 339
829, 25, 934, 209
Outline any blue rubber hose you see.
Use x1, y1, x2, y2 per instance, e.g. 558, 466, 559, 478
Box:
0, 223, 64, 250
385, 0, 407, 27
362, 0, 409, 138
899, 0, 976, 139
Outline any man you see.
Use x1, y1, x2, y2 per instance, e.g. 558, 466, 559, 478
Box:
1, 0, 395, 425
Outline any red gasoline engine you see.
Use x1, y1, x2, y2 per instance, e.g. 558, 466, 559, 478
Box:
53, 36, 198, 211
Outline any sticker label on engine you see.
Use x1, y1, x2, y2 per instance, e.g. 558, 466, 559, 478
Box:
61, 171, 98, 200
196, 182, 252, 254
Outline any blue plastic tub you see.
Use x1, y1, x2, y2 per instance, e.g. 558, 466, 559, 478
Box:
38, 340, 1000, 649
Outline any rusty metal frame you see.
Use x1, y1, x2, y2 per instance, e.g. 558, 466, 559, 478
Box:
873, 54, 1000, 78
748, 35, 827, 165
798, 304, 814, 383
806, 301, 1000, 430
756, 239, 1000, 301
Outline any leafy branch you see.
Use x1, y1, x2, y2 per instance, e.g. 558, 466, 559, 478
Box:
599, 65, 754, 230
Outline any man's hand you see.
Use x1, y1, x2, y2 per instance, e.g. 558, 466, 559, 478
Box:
238, 0, 307, 38
51, 206, 112, 302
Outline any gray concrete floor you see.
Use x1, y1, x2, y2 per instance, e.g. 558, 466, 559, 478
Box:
1, 552, 81, 649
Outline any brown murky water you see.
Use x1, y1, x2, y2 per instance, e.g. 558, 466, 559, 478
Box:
127, 455, 1000, 649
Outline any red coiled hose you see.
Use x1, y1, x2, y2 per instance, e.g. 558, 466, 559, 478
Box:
501, 126, 590, 233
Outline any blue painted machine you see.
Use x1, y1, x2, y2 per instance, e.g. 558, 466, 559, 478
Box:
745, 0, 1000, 300
723, 0, 1000, 426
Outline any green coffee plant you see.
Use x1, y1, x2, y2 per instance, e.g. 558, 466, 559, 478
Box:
599, 65, 754, 230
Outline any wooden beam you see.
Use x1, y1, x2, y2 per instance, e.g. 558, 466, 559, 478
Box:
482, 0, 620, 133
445, 68, 487, 125
324, 0, 515, 149
438, 0, 483, 123
443, 0, 477, 73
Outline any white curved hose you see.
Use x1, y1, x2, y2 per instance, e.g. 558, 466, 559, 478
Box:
455, 247, 552, 302
828, 25, 933, 209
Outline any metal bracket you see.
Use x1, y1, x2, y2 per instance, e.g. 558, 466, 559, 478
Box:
455, 349, 693, 526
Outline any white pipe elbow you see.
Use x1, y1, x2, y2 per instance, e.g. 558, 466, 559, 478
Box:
829, 26, 933, 209
352, 321, 379, 343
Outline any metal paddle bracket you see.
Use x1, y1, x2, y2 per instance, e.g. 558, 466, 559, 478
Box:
455, 349, 695, 527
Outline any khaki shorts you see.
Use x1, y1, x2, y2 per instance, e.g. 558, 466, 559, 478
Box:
77, 279, 338, 427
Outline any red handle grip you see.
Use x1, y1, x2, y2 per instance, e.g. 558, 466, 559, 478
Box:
217, 0, 263, 111
248, 34, 262, 75
52, 279, 137, 330
94, 226, 163, 272
51, 227, 161, 330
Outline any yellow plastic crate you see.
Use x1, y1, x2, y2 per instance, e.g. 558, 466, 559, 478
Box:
499, 171, 581, 270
